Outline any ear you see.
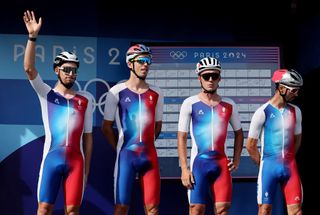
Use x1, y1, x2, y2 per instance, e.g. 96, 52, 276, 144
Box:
278, 85, 286, 94
127, 61, 132, 67
54, 67, 59, 75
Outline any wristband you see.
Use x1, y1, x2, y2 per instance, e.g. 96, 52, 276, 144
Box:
28, 37, 37, 42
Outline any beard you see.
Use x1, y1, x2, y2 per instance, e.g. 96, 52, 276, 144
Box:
58, 74, 75, 89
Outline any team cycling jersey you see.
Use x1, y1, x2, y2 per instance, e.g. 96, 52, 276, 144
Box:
248, 102, 303, 205
248, 102, 302, 159
178, 96, 242, 204
104, 82, 163, 205
30, 74, 93, 205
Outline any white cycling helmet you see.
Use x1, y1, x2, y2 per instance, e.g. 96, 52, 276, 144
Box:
126, 44, 152, 63
195, 57, 221, 75
272, 69, 303, 87
53, 51, 79, 70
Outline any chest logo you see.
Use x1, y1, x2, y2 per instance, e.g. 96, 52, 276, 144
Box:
270, 113, 276, 119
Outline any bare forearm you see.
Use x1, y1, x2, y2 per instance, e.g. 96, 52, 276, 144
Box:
233, 129, 244, 166
102, 120, 117, 150
155, 121, 162, 140
246, 138, 260, 166
177, 131, 189, 170
294, 134, 302, 155
83, 133, 93, 177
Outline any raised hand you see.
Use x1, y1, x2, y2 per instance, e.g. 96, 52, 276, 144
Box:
23, 10, 42, 38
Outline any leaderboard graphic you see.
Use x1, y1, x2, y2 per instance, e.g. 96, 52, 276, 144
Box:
0, 35, 279, 180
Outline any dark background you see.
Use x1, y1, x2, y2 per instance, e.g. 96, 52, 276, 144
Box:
1, 0, 319, 214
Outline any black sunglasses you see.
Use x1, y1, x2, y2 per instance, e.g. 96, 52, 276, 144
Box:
133, 57, 152, 65
200, 73, 220, 81
59, 67, 78, 75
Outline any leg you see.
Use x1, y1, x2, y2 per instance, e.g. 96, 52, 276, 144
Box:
257, 160, 277, 214
214, 202, 230, 215
140, 151, 160, 213
189, 203, 206, 215
114, 149, 135, 205
114, 204, 130, 215
64, 149, 85, 206
38, 152, 63, 207
63, 152, 83, 215
283, 160, 303, 215
258, 204, 272, 215
37, 202, 54, 215
287, 204, 302, 215
212, 158, 232, 215
65, 205, 80, 215
144, 204, 159, 215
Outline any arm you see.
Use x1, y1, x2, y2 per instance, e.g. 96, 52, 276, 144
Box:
23, 10, 42, 80
246, 137, 260, 166
227, 99, 244, 171
83, 132, 93, 184
177, 131, 194, 189
294, 133, 302, 155
177, 98, 193, 188
154, 87, 163, 140
246, 105, 265, 166
229, 128, 244, 171
102, 120, 117, 150
155, 121, 162, 140
294, 106, 302, 155
102, 89, 119, 150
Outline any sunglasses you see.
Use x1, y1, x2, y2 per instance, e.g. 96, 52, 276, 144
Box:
200, 73, 220, 81
133, 57, 152, 65
59, 67, 78, 75
282, 85, 300, 94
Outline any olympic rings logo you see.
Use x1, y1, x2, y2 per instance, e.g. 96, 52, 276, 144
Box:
74, 78, 128, 116
74, 78, 110, 116
169, 51, 187, 60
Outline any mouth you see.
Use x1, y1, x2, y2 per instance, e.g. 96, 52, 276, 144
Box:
140, 69, 149, 75
141, 67, 148, 71
65, 78, 75, 82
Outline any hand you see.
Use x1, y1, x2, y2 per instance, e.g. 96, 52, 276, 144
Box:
227, 159, 239, 172
23, 10, 42, 38
180, 168, 194, 189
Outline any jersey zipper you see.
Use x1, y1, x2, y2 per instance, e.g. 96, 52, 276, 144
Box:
281, 110, 284, 159
211, 107, 214, 151
139, 94, 142, 143
66, 100, 70, 147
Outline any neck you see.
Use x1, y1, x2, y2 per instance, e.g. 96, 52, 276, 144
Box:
269, 92, 287, 108
198, 91, 221, 106
126, 76, 149, 93
130, 68, 146, 81
54, 83, 75, 98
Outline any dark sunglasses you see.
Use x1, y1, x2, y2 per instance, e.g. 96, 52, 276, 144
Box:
59, 67, 78, 75
133, 57, 152, 65
200, 73, 220, 81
